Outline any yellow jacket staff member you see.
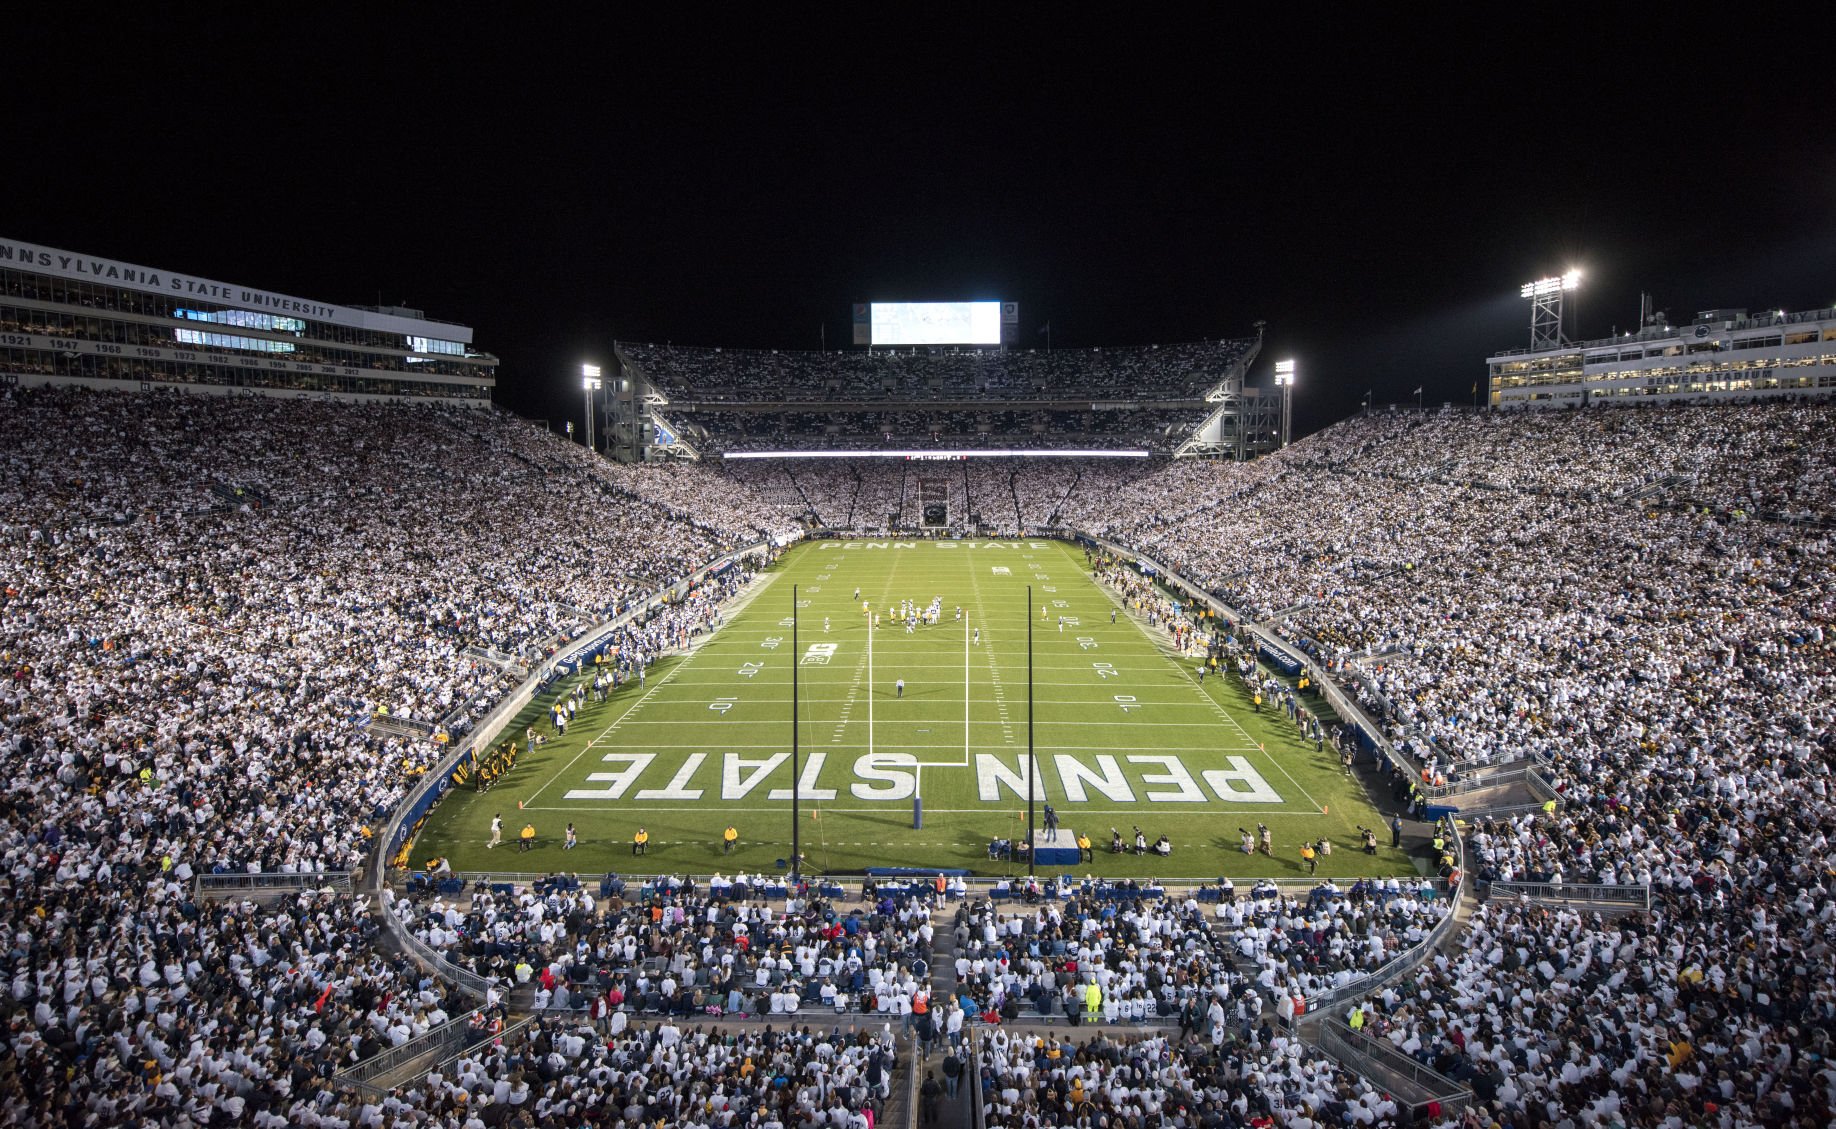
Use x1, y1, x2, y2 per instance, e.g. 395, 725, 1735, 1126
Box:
518, 823, 535, 851
632, 827, 649, 856
723, 826, 738, 853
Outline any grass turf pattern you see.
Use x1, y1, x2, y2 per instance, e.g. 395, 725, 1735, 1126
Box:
413, 540, 1415, 881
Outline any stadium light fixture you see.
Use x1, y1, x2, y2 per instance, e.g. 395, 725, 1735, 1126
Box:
582, 364, 604, 451
1522, 271, 1581, 350
1273, 359, 1296, 448
1519, 272, 1582, 298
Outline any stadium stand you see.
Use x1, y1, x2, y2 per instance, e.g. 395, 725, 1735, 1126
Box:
389, 879, 943, 1020
0, 388, 789, 1125
719, 399, 1836, 1126
978, 1029, 1404, 1128
334, 1018, 901, 1129
665, 405, 1205, 455
620, 341, 1253, 455
620, 342, 1249, 402
724, 456, 1156, 535
4, 382, 1834, 1127
1057, 401, 1836, 1127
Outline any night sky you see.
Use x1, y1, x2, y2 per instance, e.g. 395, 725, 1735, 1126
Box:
12, 12, 1833, 439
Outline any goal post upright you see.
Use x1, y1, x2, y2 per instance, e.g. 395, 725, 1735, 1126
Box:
866, 601, 874, 761
964, 608, 971, 768
1026, 583, 1035, 876
791, 584, 800, 883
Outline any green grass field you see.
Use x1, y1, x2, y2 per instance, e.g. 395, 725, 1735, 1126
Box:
413, 539, 1414, 881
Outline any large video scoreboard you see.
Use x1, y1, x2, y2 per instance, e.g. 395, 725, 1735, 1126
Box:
853, 300, 1018, 346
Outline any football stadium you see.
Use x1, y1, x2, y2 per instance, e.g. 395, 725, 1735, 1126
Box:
6, 241, 1834, 1129
5, 27, 1834, 1129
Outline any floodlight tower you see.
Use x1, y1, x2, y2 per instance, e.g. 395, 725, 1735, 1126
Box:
582, 364, 603, 452
1273, 359, 1296, 448
1520, 270, 1581, 351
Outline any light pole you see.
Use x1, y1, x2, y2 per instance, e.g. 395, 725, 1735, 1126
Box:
1274, 359, 1296, 448
581, 364, 602, 452
1520, 270, 1581, 351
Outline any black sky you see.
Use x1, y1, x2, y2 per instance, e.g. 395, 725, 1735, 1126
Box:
12, 11, 1834, 438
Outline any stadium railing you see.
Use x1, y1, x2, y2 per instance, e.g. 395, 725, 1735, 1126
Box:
1422, 763, 1528, 799
904, 1032, 922, 1129
428, 1014, 537, 1079
394, 922, 498, 1000
1486, 880, 1650, 912
968, 1023, 986, 1129
396, 872, 1401, 904
1316, 1019, 1472, 1121
194, 870, 352, 899
1287, 894, 1463, 1025
369, 539, 779, 994
1526, 763, 1560, 801
1461, 797, 1560, 819
332, 1009, 501, 1095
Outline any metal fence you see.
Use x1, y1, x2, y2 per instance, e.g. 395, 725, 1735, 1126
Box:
1290, 876, 1465, 1022
1526, 764, 1559, 800
1316, 1020, 1471, 1119
1487, 880, 1650, 912
393, 923, 498, 999
428, 1015, 537, 1079
968, 1023, 986, 1129
195, 870, 352, 898
396, 872, 1396, 903
904, 1033, 921, 1129
1423, 764, 1527, 799
333, 1010, 492, 1094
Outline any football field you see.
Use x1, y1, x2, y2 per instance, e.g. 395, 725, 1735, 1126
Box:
413, 539, 1413, 880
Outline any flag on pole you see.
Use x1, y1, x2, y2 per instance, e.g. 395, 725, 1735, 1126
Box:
1038, 322, 1051, 335
1412, 386, 1423, 396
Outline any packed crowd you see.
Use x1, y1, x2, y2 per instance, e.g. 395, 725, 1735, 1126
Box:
0, 387, 794, 1126
724, 457, 1127, 535
947, 892, 1257, 1027
1059, 401, 1836, 1126
620, 339, 1251, 403
1218, 878, 1449, 1018
669, 405, 1208, 455
1346, 899, 1835, 1127
978, 1029, 1405, 1129
325, 1018, 901, 1129
5, 383, 1834, 1125
392, 882, 943, 1022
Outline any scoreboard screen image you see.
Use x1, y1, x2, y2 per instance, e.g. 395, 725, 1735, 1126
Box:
870, 301, 1002, 346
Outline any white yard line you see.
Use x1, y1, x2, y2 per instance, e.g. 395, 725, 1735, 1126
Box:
526, 677, 676, 804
